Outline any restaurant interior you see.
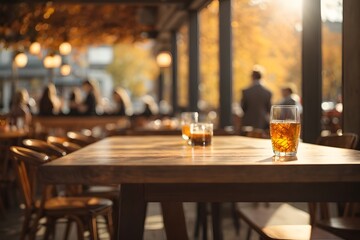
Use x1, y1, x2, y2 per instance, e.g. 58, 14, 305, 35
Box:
1, 0, 360, 239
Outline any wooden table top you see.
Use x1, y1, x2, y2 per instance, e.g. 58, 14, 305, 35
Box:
40, 136, 360, 185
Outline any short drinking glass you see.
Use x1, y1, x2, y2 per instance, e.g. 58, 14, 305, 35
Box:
270, 105, 301, 157
181, 112, 198, 141
189, 123, 213, 146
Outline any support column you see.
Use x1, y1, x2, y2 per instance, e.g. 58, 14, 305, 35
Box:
343, 0, 360, 149
219, 0, 233, 129
171, 31, 179, 115
189, 10, 200, 112
301, 0, 322, 143
158, 71, 164, 104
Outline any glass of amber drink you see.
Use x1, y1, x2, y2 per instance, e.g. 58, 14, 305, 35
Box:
190, 123, 213, 146
181, 112, 198, 141
270, 105, 301, 157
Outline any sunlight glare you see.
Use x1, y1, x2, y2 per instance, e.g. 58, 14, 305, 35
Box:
277, 0, 303, 12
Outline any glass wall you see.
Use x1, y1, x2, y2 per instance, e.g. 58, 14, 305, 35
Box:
321, 0, 343, 134
199, 1, 220, 111
177, 25, 190, 110
176, 0, 342, 132
232, 0, 302, 105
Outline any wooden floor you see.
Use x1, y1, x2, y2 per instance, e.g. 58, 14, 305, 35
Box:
0, 202, 308, 240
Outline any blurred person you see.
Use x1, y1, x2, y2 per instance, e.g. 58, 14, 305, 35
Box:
278, 82, 303, 114
9, 89, 32, 129
141, 95, 159, 117
38, 83, 62, 116
68, 87, 82, 116
78, 79, 101, 116
241, 65, 272, 130
112, 87, 133, 116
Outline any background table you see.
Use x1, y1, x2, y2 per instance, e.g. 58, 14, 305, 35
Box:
40, 136, 360, 240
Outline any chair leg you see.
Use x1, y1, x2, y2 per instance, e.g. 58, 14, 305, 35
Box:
20, 210, 32, 240
63, 219, 72, 240
106, 210, 114, 240
211, 203, 223, 240
246, 227, 252, 240
89, 215, 99, 240
44, 217, 56, 240
194, 203, 202, 239
201, 203, 208, 240
194, 202, 208, 240
0, 191, 5, 217
231, 202, 240, 235
71, 215, 85, 240
29, 213, 42, 240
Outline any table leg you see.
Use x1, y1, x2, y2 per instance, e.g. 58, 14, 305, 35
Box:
211, 203, 223, 240
118, 184, 146, 240
161, 202, 189, 240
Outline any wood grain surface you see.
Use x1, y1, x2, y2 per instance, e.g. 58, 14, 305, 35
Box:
40, 136, 360, 185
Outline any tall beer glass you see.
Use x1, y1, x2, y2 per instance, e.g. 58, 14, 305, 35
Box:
270, 105, 301, 157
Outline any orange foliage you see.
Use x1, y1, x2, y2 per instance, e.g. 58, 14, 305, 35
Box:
178, 0, 341, 110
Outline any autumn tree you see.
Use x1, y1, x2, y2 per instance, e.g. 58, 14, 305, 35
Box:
195, 0, 302, 110
107, 43, 159, 98
322, 22, 342, 101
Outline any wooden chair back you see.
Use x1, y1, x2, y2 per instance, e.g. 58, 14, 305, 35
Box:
67, 131, 98, 147
47, 136, 81, 153
22, 139, 66, 160
10, 146, 50, 209
316, 133, 359, 149
313, 133, 359, 222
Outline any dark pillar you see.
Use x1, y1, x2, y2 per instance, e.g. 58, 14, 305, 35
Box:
343, 0, 360, 149
11, 61, 17, 98
171, 31, 179, 115
158, 70, 164, 104
301, 0, 322, 143
219, 0, 233, 129
189, 10, 200, 112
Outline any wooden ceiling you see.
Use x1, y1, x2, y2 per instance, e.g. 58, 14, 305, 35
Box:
0, 0, 210, 50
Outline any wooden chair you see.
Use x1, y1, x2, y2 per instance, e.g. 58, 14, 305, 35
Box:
314, 133, 360, 239
316, 202, 360, 240
316, 133, 358, 149
237, 203, 341, 240
66, 130, 99, 147
47, 135, 120, 231
45, 135, 120, 231
10, 146, 113, 240
236, 133, 359, 240
46, 136, 81, 154
22, 139, 66, 160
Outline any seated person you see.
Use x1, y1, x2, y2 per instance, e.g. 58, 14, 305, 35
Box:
38, 83, 62, 116
112, 87, 133, 116
9, 89, 32, 130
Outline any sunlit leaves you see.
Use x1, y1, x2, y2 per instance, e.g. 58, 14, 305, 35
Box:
107, 43, 159, 97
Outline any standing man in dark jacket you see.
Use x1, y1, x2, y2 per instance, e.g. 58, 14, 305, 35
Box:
241, 66, 272, 130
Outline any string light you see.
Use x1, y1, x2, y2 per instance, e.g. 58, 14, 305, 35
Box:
156, 51, 172, 68
14, 53, 28, 68
29, 42, 41, 55
59, 42, 72, 55
43, 54, 62, 68
60, 64, 71, 76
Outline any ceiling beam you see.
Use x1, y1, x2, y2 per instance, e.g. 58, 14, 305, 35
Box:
6, 0, 192, 5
